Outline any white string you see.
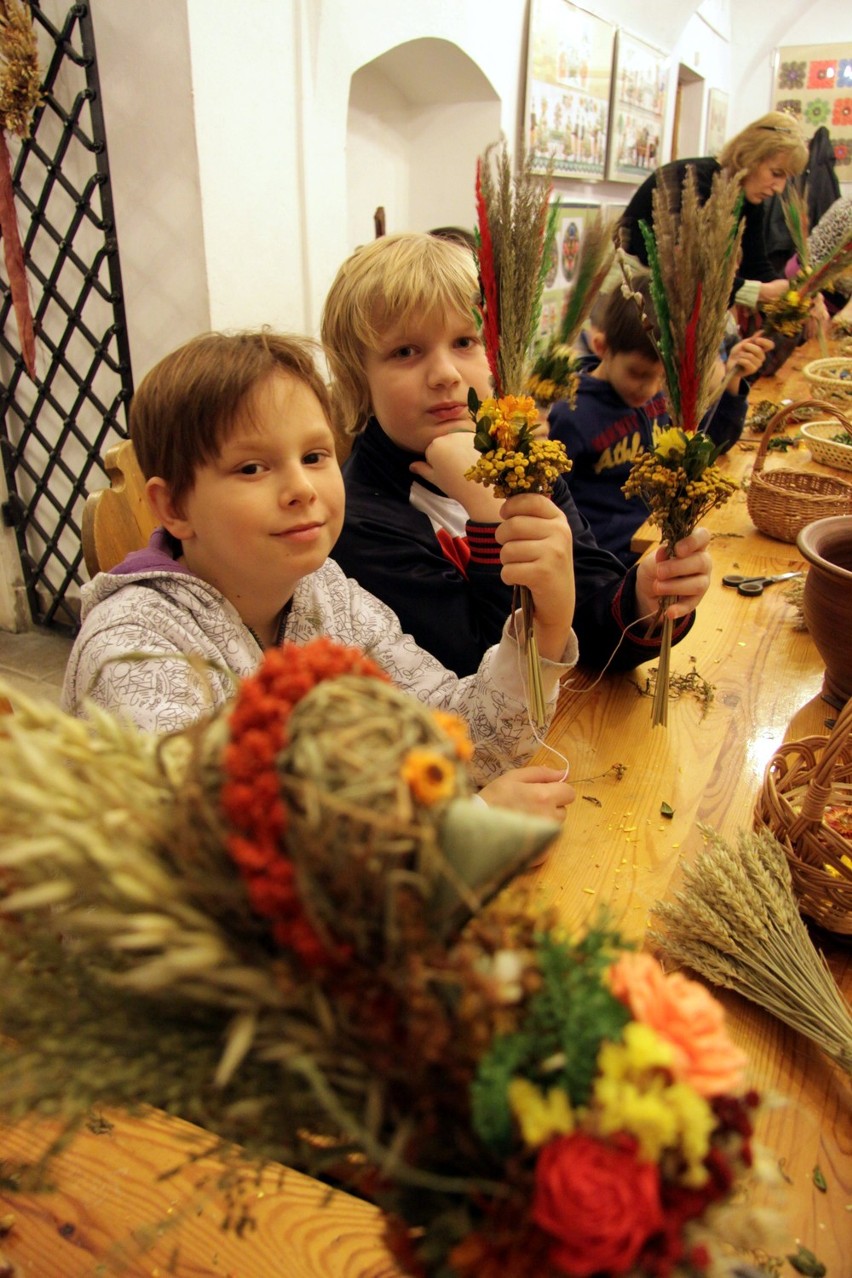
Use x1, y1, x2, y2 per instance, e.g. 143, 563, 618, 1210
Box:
517, 602, 666, 783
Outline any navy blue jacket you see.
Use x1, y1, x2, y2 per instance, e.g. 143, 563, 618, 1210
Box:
331, 418, 693, 677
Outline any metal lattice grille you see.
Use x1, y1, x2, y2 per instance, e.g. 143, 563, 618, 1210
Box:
0, 1, 132, 630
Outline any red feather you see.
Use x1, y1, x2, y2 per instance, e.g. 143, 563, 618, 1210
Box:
474, 158, 501, 395
679, 284, 702, 432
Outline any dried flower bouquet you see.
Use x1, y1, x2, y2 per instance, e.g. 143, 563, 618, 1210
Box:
0, 642, 784, 1278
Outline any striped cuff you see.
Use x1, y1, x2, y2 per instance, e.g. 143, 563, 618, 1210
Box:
466, 521, 502, 566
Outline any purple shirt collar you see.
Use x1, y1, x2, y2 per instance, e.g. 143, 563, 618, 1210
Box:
108, 527, 193, 576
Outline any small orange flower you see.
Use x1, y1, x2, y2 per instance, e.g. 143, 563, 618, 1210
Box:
430, 709, 474, 761
401, 749, 456, 805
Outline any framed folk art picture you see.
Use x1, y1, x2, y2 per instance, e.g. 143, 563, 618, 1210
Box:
525, 0, 615, 180
605, 29, 669, 182
534, 200, 601, 354
772, 41, 852, 177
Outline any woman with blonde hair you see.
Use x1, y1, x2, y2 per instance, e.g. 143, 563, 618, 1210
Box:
619, 110, 809, 310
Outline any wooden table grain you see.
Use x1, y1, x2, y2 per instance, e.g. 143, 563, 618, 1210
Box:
2, 340, 850, 1276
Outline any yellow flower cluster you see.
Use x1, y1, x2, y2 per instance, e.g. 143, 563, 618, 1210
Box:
508, 1076, 575, 1147
593, 1023, 715, 1185
653, 426, 688, 460
466, 438, 572, 496
760, 286, 811, 337
526, 370, 581, 409
622, 451, 736, 544
474, 394, 539, 448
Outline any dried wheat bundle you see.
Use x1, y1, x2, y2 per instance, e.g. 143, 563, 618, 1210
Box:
0, 0, 40, 135
475, 138, 558, 396
649, 827, 852, 1073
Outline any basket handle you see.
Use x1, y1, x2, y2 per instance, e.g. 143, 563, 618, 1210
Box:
787, 695, 852, 840
752, 398, 852, 476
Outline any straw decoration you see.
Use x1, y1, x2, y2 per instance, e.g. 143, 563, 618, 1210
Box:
0, 650, 792, 1278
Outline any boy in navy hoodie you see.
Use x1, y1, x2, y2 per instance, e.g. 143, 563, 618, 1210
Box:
547, 274, 772, 567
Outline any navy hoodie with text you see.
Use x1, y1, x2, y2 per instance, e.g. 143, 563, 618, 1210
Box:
548, 372, 748, 567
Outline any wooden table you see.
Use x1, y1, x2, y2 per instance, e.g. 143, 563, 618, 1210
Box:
2, 343, 851, 1276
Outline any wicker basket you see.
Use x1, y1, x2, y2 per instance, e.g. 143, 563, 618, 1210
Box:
802, 357, 852, 398
745, 399, 852, 542
754, 696, 852, 936
800, 421, 852, 472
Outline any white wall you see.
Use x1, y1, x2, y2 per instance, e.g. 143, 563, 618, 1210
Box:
92, 1, 209, 383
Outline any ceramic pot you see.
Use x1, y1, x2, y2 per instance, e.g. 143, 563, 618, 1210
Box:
797, 515, 852, 705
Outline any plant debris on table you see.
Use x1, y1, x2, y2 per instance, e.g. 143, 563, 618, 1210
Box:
634, 657, 716, 718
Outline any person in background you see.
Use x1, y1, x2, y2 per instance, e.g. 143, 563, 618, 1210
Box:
619, 110, 808, 313
322, 232, 712, 680
764, 125, 841, 275
62, 330, 577, 820
570, 290, 609, 373
547, 273, 772, 568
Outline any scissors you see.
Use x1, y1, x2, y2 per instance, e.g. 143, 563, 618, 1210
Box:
722, 571, 803, 596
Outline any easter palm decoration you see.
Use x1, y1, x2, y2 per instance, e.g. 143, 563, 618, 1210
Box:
619, 167, 744, 727
760, 185, 852, 339
467, 140, 572, 727
526, 208, 618, 409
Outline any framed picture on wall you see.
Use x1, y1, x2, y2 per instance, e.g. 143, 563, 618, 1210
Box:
605, 30, 669, 183
534, 200, 601, 354
705, 88, 728, 155
771, 41, 852, 179
525, 0, 615, 180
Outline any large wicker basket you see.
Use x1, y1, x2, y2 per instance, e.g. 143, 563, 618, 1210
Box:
746, 399, 852, 542
802, 356, 852, 398
753, 696, 852, 936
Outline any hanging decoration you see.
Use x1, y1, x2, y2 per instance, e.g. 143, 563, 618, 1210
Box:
0, 0, 41, 379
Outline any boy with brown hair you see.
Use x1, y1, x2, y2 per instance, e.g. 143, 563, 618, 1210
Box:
62, 330, 577, 817
547, 273, 772, 566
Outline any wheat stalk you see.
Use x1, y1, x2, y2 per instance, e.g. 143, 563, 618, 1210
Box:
649, 826, 852, 1072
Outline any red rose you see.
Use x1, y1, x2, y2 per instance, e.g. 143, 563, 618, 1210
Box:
531, 1132, 663, 1277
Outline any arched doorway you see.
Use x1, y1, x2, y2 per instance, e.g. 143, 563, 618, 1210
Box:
346, 38, 502, 245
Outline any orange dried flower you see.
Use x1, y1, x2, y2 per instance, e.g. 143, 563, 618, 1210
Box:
430, 709, 474, 761
401, 749, 457, 805
608, 951, 748, 1098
